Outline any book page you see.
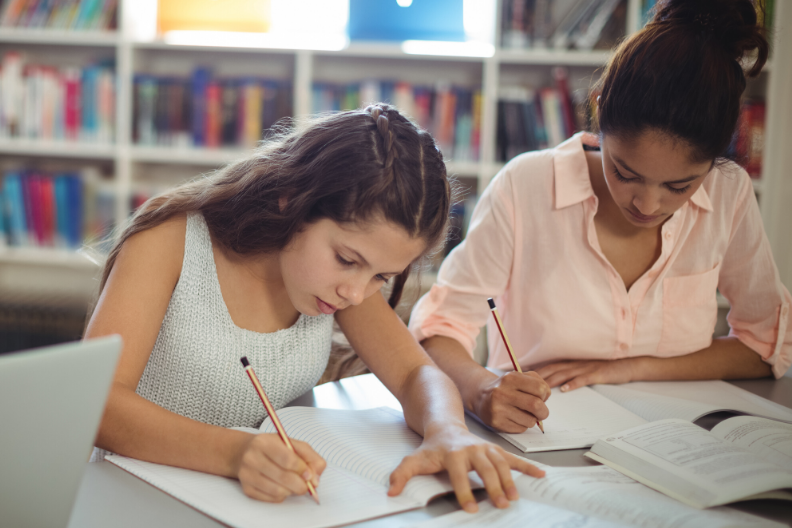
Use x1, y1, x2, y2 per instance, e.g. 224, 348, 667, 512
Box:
407, 497, 632, 528
499, 386, 647, 452
592, 381, 792, 423
107, 455, 419, 528
589, 419, 792, 508
712, 416, 792, 470
513, 464, 784, 528
259, 407, 455, 502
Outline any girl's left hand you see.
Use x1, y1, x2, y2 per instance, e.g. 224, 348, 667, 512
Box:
535, 358, 638, 392
387, 426, 545, 513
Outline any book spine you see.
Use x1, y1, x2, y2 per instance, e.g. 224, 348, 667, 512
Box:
191, 68, 210, 147
204, 81, 221, 148
40, 175, 55, 246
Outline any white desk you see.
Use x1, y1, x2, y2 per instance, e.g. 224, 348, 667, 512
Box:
68, 375, 792, 527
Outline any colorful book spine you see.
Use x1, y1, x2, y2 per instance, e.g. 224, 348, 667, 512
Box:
1, 0, 116, 29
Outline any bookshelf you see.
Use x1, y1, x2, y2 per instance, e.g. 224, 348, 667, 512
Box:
1, 0, 791, 307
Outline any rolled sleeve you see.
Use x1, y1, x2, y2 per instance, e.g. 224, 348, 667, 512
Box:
409, 165, 518, 356
720, 175, 792, 378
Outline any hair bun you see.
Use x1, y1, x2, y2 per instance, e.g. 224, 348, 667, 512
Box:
652, 0, 768, 76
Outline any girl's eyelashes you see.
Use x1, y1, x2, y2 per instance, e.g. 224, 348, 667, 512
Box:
375, 274, 388, 282
336, 254, 354, 267
614, 168, 691, 194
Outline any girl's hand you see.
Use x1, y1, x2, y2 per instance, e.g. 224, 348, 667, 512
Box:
535, 358, 638, 392
387, 426, 545, 513
234, 433, 326, 503
473, 371, 550, 434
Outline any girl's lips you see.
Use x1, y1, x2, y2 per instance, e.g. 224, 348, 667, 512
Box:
627, 208, 660, 223
316, 297, 338, 315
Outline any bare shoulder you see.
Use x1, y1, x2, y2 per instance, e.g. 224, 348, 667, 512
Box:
113, 213, 187, 288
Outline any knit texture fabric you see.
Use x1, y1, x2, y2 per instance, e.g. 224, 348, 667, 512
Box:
92, 213, 333, 461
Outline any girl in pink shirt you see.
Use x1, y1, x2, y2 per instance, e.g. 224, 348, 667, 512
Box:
410, 0, 790, 433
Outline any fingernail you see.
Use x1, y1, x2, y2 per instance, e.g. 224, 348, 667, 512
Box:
506, 486, 518, 500
560, 384, 569, 392
463, 501, 478, 513
302, 470, 312, 481
496, 495, 509, 508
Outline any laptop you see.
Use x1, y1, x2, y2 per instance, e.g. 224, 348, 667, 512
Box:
0, 335, 122, 528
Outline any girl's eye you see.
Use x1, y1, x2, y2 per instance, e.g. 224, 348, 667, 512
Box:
613, 169, 634, 183
666, 184, 691, 195
375, 274, 388, 282
336, 254, 354, 266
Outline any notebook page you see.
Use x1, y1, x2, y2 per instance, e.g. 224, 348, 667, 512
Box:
514, 464, 784, 528
106, 455, 420, 528
593, 381, 792, 423
712, 416, 792, 470
589, 419, 792, 508
406, 498, 632, 528
259, 407, 455, 502
498, 386, 647, 452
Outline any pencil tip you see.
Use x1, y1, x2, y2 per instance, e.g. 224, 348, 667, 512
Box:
537, 421, 545, 434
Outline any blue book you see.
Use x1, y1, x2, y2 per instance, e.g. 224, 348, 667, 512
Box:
0, 185, 5, 246
3, 173, 28, 246
191, 68, 211, 146
54, 175, 69, 247
82, 66, 99, 140
67, 176, 83, 248
348, 0, 465, 42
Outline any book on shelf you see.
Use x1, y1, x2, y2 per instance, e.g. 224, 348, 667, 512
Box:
728, 98, 765, 180
312, 80, 481, 163
0, 0, 118, 30
0, 51, 114, 142
133, 70, 292, 149
0, 167, 114, 250
586, 416, 792, 509
500, 0, 626, 51
496, 68, 581, 161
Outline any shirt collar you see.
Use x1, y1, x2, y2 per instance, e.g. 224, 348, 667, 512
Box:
553, 131, 714, 213
554, 132, 595, 210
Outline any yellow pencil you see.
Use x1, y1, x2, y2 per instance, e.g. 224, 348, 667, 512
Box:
487, 298, 545, 433
240, 357, 320, 504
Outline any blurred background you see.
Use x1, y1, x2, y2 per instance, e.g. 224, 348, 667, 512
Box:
0, 0, 788, 373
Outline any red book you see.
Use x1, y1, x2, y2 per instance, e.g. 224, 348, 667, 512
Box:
744, 100, 765, 179
204, 82, 221, 148
553, 67, 577, 139
26, 175, 45, 246
39, 176, 55, 246
64, 68, 81, 140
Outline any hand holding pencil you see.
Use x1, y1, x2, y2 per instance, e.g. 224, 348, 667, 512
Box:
237, 357, 325, 504
487, 298, 550, 434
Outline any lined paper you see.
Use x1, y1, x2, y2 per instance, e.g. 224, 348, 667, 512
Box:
499, 386, 647, 452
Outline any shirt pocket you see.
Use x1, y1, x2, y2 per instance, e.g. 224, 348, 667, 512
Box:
658, 263, 721, 355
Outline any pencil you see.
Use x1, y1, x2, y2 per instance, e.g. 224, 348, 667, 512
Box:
487, 298, 545, 434
240, 356, 320, 504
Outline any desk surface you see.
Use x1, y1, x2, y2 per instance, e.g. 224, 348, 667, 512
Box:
68, 376, 792, 528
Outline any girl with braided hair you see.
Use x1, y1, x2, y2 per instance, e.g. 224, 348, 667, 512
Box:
85, 104, 543, 512
410, 0, 790, 433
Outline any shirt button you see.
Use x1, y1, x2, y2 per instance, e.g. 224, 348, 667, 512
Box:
664, 231, 673, 240
619, 342, 629, 351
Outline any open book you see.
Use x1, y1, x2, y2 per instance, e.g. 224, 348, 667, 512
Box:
409, 463, 785, 528
499, 380, 792, 452
106, 407, 489, 528
585, 416, 792, 508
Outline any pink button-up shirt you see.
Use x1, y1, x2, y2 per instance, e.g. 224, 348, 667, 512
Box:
409, 133, 791, 378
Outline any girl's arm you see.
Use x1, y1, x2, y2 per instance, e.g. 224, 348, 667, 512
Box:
536, 337, 772, 392
87, 215, 324, 502
335, 293, 545, 513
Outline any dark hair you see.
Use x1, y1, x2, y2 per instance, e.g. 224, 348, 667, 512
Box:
98, 104, 454, 309
592, 0, 769, 162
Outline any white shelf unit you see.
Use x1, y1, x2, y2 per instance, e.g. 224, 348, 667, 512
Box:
0, 0, 790, 299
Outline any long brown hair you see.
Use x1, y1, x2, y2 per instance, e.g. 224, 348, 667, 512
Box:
99, 104, 453, 309
592, 0, 768, 162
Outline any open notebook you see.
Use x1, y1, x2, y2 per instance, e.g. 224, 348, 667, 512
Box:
106, 407, 491, 528
499, 380, 792, 452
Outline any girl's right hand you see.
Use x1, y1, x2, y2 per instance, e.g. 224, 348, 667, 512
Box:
235, 433, 326, 502
473, 371, 550, 434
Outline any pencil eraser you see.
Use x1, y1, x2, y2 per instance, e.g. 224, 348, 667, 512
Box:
240, 357, 250, 368
487, 298, 496, 310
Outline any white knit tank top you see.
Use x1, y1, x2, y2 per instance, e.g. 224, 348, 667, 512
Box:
92, 213, 333, 460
